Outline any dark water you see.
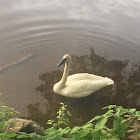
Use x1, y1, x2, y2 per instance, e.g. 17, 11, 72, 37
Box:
0, 0, 140, 127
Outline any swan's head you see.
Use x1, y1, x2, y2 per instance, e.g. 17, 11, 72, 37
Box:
57, 54, 71, 67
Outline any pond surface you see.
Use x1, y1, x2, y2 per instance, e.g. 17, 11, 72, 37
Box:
0, 0, 140, 127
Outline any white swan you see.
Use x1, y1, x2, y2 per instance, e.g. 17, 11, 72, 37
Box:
53, 54, 114, 98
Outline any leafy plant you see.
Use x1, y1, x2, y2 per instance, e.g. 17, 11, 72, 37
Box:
85, 105, 140, 140
47, 102, 71, 128
123, 115, 140, 139
0, 103, 20, 139
0, 103, 20, 122
0, 103, 140, 140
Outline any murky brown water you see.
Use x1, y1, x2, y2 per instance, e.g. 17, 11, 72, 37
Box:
0, 0, 140, 127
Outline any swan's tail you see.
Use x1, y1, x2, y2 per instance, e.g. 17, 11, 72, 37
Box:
105, 77, 114, 85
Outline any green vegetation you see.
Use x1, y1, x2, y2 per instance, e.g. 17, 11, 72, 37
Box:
0, 102, 19, 139
0, 103, 139, 140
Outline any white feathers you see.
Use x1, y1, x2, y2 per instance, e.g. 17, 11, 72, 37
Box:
53, 54, 114, 98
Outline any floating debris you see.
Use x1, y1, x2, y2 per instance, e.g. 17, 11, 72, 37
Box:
0, 53, 33, 72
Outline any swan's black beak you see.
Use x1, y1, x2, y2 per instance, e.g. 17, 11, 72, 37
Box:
57, 58, 67, 67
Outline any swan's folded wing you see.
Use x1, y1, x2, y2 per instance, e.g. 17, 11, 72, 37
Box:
67, 73, 105, 82
63, 78, 113, 98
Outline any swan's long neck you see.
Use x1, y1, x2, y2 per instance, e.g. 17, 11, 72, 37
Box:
60, 61, 70, 86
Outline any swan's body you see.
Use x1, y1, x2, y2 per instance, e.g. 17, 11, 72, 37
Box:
53, 54, 114, 98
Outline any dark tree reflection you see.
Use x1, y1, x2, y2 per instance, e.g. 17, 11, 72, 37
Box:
26, 48, 140, 127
